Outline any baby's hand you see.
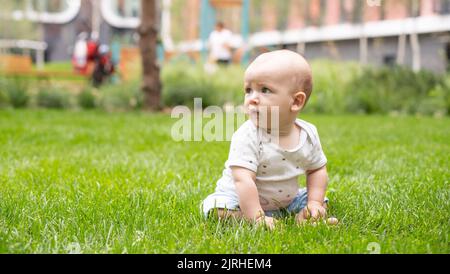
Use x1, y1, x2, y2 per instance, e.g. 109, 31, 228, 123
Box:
296, 201, 338, 225
255, 215, 276, 230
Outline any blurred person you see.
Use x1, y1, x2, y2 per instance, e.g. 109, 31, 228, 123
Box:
72, 32, 89, 74
72, 33, 114, 87
72, 33, 100, 76
92, 44, 115, 87
208, 21, 233, 65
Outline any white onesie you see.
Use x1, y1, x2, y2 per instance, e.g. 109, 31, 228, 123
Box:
202, 118, 327, 216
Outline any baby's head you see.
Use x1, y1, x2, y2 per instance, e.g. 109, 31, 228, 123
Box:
243, 50, 313, 131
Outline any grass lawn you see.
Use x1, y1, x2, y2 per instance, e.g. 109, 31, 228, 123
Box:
0, 109, 448, 253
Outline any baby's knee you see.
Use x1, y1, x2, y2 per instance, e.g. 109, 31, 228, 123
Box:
201, 194, 240, 218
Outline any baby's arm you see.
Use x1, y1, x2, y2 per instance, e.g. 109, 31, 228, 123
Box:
297, 165, 328, 222
306, 165, 328, 208
231, 167, 261, 219
231, 167, 275, 228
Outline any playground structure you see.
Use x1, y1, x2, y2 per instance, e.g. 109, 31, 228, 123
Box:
0, 0, 251, 82
1, 0, 450, 77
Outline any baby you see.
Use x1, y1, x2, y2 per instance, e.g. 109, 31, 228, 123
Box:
202, 50, 337, 229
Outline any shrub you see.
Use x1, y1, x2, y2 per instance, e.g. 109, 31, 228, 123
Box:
305, 60, 361, 114
1, 78, 29, 108
416, 80, 450, 116
161, 62, 244, 108
346, 66, 447, 115
160, 61, 449, 116
98, 81, 143, 111
162, 76, 220, 108
0, 89, 9, 108
36, 88, 71, 109
78, 88, 97, 109
1, 60, 448, 116
0, 88, 8, 108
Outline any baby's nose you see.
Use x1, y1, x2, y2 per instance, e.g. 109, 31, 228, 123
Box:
247, 90, 260, 102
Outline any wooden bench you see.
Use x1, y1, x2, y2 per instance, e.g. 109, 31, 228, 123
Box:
0, 54, 33, 73
0, 54, 85, 80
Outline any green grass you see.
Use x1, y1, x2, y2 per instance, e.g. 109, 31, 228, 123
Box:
38, 62, 73, 73
0, 110, 448, 253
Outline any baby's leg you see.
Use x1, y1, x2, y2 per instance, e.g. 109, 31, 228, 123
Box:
215, 209, 243, 220
202, 192, 241, 219
215, 209, 277, 230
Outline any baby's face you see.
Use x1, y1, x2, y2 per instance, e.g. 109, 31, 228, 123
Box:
243, 50, 310, 130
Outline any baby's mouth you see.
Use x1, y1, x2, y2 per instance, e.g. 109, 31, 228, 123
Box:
248, 106, 259, 115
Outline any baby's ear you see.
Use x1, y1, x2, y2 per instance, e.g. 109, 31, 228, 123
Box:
291, 91, 307, 112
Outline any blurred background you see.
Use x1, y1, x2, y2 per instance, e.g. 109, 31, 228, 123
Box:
0, 0, 449, 115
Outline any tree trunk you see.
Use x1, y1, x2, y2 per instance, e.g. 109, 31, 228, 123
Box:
138, 0, 161, 111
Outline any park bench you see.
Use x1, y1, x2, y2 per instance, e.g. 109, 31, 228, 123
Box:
0, 39, 85, 81
0, 54, 86, 80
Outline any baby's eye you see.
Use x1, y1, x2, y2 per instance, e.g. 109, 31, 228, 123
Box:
244, 88, 252, 94
261, 87, 271, 94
